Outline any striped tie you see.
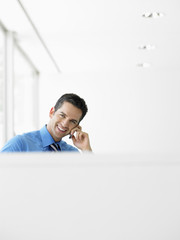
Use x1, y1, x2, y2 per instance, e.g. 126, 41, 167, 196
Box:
50, 143, 61, 152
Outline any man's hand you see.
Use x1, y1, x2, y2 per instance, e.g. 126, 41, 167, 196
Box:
70, 126, 92, 152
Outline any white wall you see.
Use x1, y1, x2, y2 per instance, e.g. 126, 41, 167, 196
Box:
39, 67, 180, 154
1, 1, 180, 154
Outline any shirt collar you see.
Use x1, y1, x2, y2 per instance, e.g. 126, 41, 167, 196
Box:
40, 125, 61, 148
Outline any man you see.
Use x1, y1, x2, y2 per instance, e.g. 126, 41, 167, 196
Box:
0, 93, 92, 152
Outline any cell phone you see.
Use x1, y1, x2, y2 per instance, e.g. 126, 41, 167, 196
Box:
69, 125, 80, 139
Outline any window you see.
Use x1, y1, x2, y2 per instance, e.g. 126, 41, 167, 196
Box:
0, 27, 5, 148
0, 24, 39, 149
14, 45, 39, 135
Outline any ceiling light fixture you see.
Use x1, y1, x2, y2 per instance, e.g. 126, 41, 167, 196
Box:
142, 12, 165, 18
138, 44, 156, 50
137, 63, 151, 68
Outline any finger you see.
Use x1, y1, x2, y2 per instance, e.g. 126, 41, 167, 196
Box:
70, 125, 82, 136
70, 129, 77, 137
77, 125, 82, 131
70, 130, 79, 140
76, 132, 86, 142
73, 125, 82, 132
71, 133, 81, 144
71, 134, 76, 142
75, 132, 81, 141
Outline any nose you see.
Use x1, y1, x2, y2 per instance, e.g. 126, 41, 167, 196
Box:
61, 119, 69, 128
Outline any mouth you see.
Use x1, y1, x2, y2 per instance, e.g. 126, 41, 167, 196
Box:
57, 125, 67, 133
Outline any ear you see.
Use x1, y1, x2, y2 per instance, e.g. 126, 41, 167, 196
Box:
49, 107, 55, 118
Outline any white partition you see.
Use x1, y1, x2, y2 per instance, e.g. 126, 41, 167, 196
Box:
0, 153, 180, 240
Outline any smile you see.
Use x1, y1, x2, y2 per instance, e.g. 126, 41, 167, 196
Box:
57, 126, 67, 132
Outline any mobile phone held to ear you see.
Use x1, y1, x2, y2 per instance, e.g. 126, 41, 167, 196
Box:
69, 125, 81, 139
69, 130, 78, 139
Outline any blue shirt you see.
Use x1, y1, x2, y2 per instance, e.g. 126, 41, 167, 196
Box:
0, 125, 79, 152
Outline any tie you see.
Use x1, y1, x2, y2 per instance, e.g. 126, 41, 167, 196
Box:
50, 143, 61, 152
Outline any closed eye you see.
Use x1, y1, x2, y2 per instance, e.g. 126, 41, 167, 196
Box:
60, 113, 65, 118
71, 120, 78, 125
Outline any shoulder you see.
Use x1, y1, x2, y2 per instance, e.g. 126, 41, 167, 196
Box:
0, 130, 41, 152
60, 140, 79, 152
22, 130, 41, 141
0, 135, 24, 152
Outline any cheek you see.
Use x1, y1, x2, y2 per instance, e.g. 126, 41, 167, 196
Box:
70, 123, 78, 130
51, 118, 58, 128
53, 116, 60, 122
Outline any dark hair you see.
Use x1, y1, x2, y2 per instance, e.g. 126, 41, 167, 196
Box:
54, 93, 88, 122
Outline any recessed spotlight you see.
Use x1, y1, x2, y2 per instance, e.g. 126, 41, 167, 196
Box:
138, 44, 155, 50
142, 12, 165, 18
137, 63, 151, 68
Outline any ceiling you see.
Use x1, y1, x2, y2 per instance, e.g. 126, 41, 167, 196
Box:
1, 0, 180, 74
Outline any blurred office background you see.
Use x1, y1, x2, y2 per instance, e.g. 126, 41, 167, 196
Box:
0, 0, 180, 154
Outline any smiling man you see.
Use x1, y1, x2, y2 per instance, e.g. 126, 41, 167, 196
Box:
0, 93, 92, 152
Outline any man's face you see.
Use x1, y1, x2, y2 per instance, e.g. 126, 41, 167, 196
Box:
47, 101, 82, 142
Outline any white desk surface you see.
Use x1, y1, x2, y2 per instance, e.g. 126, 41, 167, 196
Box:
0, 153, 180, 240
